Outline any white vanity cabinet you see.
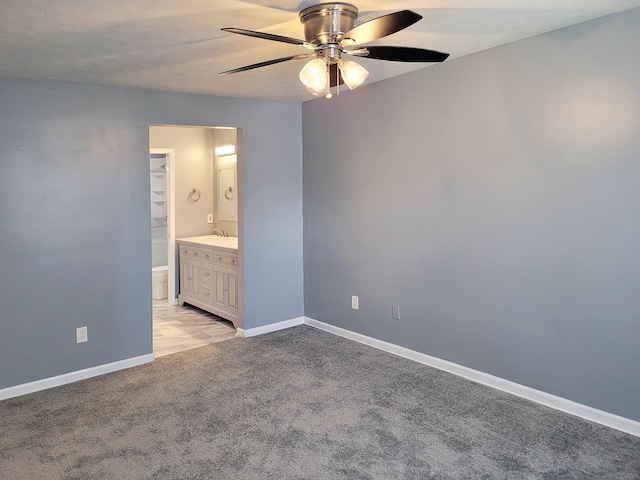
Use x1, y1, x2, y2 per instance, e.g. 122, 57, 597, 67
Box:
177, 238, 239, 327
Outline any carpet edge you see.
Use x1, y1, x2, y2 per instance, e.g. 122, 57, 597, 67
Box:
303, 316, 640, 438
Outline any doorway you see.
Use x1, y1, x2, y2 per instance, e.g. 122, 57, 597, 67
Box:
149, 125, 240, 356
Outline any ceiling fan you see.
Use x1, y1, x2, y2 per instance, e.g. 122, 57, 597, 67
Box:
220, 2, 449, 98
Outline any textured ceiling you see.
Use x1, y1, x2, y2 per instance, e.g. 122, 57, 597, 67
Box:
1, 0, 639, 102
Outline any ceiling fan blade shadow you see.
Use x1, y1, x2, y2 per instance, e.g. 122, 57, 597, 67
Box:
220, 54, 312, 75
221, 28, 313, 48
361, 46, 449, 62
340, 10, 422, 46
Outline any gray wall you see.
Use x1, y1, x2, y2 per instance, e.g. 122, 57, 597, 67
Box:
303, 9, 640, 421
0, 81, 303, 389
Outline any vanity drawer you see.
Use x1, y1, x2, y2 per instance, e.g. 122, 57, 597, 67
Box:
180, 245, 213, 263
201, 265, 213, 284
200, 248, 214, 263
202, 285, 214, 304
214, 252, 238, 268
180, 245, 200, 259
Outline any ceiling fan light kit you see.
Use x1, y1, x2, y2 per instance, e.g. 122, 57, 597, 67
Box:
338, 59, 369, 90
299, 58, 329, 95
220, 2, 449, 99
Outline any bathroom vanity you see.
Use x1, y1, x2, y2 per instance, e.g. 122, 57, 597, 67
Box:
176, 236, 239, 327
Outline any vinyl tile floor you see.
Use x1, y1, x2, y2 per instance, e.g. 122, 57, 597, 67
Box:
153, 299, 237, 357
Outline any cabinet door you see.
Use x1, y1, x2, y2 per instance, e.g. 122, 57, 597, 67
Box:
226, 270, 238, 312
180, 260, 191, 294
180, 259, 200, 296
213, 265, 226, 309
191, 262, 200, 296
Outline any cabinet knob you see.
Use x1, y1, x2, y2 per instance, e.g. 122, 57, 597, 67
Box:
183, 250, 188, 254
217, 256, 223, 261
204, 272, 210, 277
194, 252, 198, 257
231, 259, 236, 265
205, 254, 210, 259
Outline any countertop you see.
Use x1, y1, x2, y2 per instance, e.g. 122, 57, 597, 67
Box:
176, 235, 238, 252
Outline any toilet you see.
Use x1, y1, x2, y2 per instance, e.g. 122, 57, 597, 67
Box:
152, 265, 168, 300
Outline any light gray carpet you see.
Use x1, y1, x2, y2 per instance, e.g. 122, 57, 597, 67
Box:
1, 325, 638, 479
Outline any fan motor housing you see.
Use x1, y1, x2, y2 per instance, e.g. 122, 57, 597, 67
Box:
299, 3, 358, 45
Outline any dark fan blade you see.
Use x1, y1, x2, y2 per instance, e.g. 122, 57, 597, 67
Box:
221, 28, 313, 48
329, 63, 344, 88
360, 46, 449, 62
220, 54, 312, 75
340, 10, 422, 46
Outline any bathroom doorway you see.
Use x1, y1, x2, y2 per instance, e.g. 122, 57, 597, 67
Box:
148, 124, 240, 356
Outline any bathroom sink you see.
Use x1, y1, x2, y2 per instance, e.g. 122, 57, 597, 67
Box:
213, 236, 238, 245
181, 235, 238, 248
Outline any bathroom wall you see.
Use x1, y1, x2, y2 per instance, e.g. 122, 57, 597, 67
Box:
212, 128, 239, 237
149, 125, 239, 239
149, 125, 214, 238
303, 9, 640, 422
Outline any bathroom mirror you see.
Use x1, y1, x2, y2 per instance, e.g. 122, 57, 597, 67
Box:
217, 164, 237, 221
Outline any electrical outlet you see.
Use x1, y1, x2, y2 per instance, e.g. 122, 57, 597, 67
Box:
207, 213, 213, 224
76, 326, 88, 343
352, 295, 359, 310
392, 305, 400, 320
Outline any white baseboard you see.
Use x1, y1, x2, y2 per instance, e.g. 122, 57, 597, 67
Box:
5, 317, 637, 438
304, 317, 640, 438
237, 316, 305, 338
1, 313, 308, 399
0, 353, 155, 401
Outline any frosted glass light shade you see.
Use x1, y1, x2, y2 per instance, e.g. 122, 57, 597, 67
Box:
339, 60, 369, 90
299, 58, 328, 95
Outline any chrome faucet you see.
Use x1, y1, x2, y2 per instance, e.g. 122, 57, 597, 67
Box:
212, 228, 228, 237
